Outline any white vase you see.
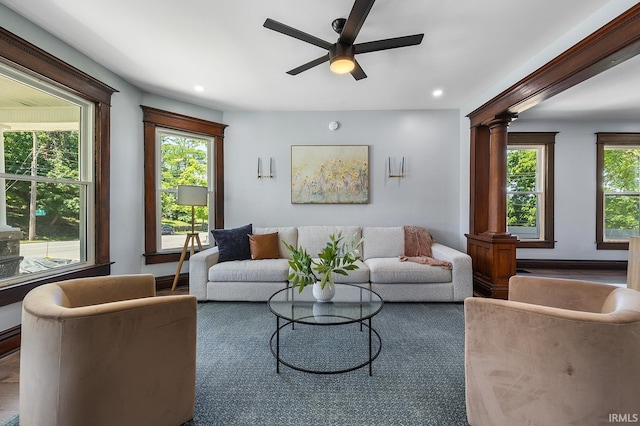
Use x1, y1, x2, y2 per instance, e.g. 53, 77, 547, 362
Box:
312, 282, 335, 302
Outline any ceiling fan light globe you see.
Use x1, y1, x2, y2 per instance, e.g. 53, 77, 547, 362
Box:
330, 57, 355, 74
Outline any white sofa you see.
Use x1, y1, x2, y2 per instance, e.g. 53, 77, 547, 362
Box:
189, 225, 473, 302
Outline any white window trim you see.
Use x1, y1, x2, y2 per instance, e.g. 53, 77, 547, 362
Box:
154, 127, 214, 252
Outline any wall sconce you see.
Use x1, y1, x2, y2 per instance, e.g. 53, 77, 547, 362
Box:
387, 157, 405, 179
257, 157, 273, 179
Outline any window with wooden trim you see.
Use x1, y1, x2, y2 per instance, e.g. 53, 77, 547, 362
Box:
507, 132, 556, 248
596, 133, 640, 250
0, 27, 114, 307
142, 106, 226, 264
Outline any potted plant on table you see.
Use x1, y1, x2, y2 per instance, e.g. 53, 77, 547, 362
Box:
283, 232, 365, 302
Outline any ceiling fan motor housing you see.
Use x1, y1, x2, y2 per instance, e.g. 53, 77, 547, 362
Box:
330, 43, 354, 61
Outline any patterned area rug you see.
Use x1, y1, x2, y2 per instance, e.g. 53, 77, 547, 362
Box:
186, 302, 468, 425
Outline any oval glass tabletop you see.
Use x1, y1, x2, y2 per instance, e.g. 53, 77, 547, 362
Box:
268, 283, 383, 325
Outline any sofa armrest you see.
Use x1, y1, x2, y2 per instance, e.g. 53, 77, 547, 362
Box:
508, 275, 616, 312
188, 247, 220, 300
431, 243, 472, 300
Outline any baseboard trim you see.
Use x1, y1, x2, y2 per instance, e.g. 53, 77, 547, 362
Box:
155, 273, 189, 291
517, 259, 627, 270
0, 325, 20, 358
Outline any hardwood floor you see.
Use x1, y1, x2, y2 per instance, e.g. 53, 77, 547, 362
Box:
0, 348, 19, 422
0, 272, 628, 423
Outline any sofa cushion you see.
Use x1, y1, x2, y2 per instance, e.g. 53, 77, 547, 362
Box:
209, 259, 290, 282
248, 232, 280, 259
365, 257, 452, 283
297, 226, 361, 257
362, 227, 404, 260
212, 224, 252, 262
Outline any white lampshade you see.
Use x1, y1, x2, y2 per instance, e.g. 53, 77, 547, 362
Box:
177, 185, 208, 206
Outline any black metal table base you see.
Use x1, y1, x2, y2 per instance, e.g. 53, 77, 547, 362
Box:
270, 315, 382, 375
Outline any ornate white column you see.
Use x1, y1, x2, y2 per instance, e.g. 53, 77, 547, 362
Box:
0, 125, 17, 231
0, 126, 22, 262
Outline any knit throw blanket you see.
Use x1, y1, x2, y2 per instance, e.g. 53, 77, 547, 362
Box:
400, 225, 452, 270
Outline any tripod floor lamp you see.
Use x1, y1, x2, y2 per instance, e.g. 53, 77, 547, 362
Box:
172, 185, 208, 291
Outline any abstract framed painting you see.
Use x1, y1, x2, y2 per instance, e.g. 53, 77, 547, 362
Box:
291, 145, 369, 204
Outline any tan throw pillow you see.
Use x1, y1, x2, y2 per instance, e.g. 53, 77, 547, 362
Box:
248, 232, 280, 259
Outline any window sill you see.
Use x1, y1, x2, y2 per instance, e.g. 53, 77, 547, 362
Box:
0, 262, 112, 307
597, 241, 629, 250
144, 249, 210, 265
516, 240, 556, 249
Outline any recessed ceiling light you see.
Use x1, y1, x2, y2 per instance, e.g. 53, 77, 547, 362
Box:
432, 89, 443, 97
194, 85, 204, 92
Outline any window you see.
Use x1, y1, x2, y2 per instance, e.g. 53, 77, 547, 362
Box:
142, 106, 226, 264
0, 67, 94, 287
157, 129, 212, 251
0, 27, 114, 305
507, 132, 556, 248
596, 133, 640, 249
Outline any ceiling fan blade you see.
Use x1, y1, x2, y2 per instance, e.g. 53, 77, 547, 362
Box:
354, 34, 424, 54
339, 0, 376, 45
350, 59, 367, 80
286, 53, 330, 75
264, 18, 333, 50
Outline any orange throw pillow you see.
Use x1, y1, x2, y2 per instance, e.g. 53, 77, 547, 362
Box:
248, 232, 280, 259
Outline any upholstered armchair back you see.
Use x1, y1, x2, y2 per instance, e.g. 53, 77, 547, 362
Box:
465, 276, 640, 426
20, 274, 197, 426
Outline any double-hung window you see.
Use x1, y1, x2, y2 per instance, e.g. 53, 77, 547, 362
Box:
157, 129, 212, 251
506, 132, 556, 248
596, 133, 640, 249
0, 64, 94, 288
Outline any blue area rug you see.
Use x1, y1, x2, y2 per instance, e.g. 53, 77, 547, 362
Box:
0, 416, 18, 426
186, 302, 468, 425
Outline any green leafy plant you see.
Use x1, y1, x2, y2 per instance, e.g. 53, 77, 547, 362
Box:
283, 232, 365, 292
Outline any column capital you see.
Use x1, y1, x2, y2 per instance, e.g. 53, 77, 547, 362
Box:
487, 112, 518, 129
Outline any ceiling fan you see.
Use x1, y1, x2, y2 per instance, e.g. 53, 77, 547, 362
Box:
263, 0, 424, 80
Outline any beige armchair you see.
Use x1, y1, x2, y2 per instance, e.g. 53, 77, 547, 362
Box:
465, 275, 640, 426
20, 274, 197, 426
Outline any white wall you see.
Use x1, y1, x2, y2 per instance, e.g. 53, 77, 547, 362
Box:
509, 118, 640, 261
222, 110, 463, 248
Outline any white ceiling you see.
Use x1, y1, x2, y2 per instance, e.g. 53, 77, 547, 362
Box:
0, 0, 628, 113
518, 53, 640, 121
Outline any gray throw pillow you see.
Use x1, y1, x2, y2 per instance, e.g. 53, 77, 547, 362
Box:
212, 224, 253, 262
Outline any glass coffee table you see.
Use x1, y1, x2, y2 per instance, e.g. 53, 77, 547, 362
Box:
268, 283, 383, 375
